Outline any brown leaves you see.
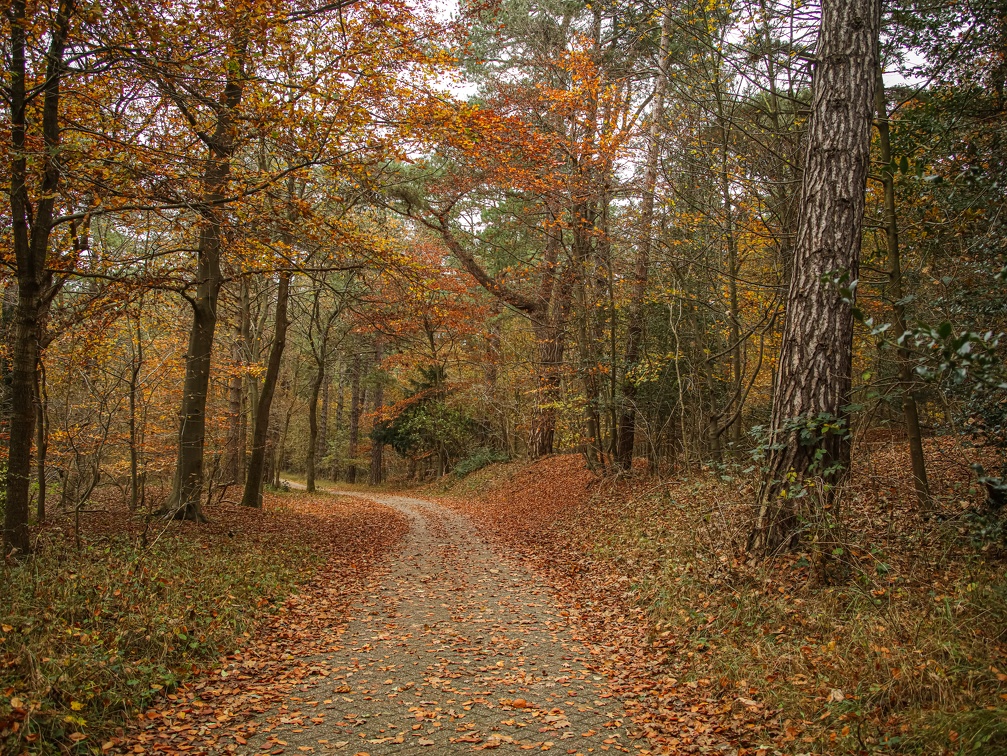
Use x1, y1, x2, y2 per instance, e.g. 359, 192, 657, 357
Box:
112, 492, 408, 755
437, 456, 777, 753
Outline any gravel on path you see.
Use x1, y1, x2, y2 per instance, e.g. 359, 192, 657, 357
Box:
245, 490, 649, 756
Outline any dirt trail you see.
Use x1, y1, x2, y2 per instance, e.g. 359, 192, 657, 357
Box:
247, 490, 648, 755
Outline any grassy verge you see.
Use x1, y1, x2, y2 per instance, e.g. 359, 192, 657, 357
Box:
275, 473, 411, 493
588, 475, 1007, 753
0, 493, 343, 754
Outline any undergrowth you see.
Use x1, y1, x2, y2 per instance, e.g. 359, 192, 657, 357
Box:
425, 458, 522, 496
587, 474, 1007, 754
452, 448, 510, 478
0, 509, 320, 754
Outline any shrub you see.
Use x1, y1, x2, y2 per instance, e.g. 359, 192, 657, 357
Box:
453, 447, 509, 478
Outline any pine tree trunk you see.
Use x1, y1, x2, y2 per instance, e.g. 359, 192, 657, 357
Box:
242, 272, 290, 508
749, 0, 879, 554
875, 68, 931, 511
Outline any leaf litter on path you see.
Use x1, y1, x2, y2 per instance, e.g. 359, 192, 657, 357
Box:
232, 490, 656, 755
435, 456, 776, 755
118, 486, 667, 755
113, 492, 408, 756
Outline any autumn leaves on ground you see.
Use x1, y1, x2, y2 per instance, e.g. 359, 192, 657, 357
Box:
3, 448, 1004, 756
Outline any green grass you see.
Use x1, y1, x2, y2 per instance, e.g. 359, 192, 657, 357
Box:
0, 515, 321, 754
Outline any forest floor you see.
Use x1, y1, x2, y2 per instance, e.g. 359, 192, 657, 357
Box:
4, 440, 1006, 755
426, 445, 1007, 755
0, 491, 406, 755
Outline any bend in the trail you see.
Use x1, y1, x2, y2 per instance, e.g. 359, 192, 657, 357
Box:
245, 488, 650, 755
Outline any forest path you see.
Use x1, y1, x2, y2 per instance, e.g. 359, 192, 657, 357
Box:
249, 488, 648, 755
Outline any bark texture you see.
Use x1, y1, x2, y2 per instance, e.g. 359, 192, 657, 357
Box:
3, 0, 74, 556
242, 273, 290, 509
164, 30, 247, 520
749, 0, 879, 554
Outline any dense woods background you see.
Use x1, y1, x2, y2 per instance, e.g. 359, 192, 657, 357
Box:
1, 0, 1006, 751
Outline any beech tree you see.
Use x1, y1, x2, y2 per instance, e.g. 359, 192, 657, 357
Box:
3, 0, 88, 555
242, 272, 290, 508
158, 15, 250, 520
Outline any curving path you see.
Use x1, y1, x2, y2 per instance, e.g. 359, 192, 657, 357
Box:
246, 490, 648, 755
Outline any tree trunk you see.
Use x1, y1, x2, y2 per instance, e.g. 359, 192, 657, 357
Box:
318, 376, 330, 459
369, 340, 385, 485
749, 0, 879, 554
529, 319, 565, 458
6, 285, 41, 555
224, 292, 247, 483
617, 9, 670, 471
433, 212, 571, 461
332, 372, 345, 480
274, 393, 294, 489
306, 284, 339, 492
875, 68, 931, 511
225, 370, 243, 482
721, 113, 744, 454
242, 272, 290, 508
34, 358, 48, 524
346, 355, 363, 483
129, 315, 143, 511
576, 276, 604, 470
3, 0, 74, 556
164, 30, 247, 520
307, 357, 324, 492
